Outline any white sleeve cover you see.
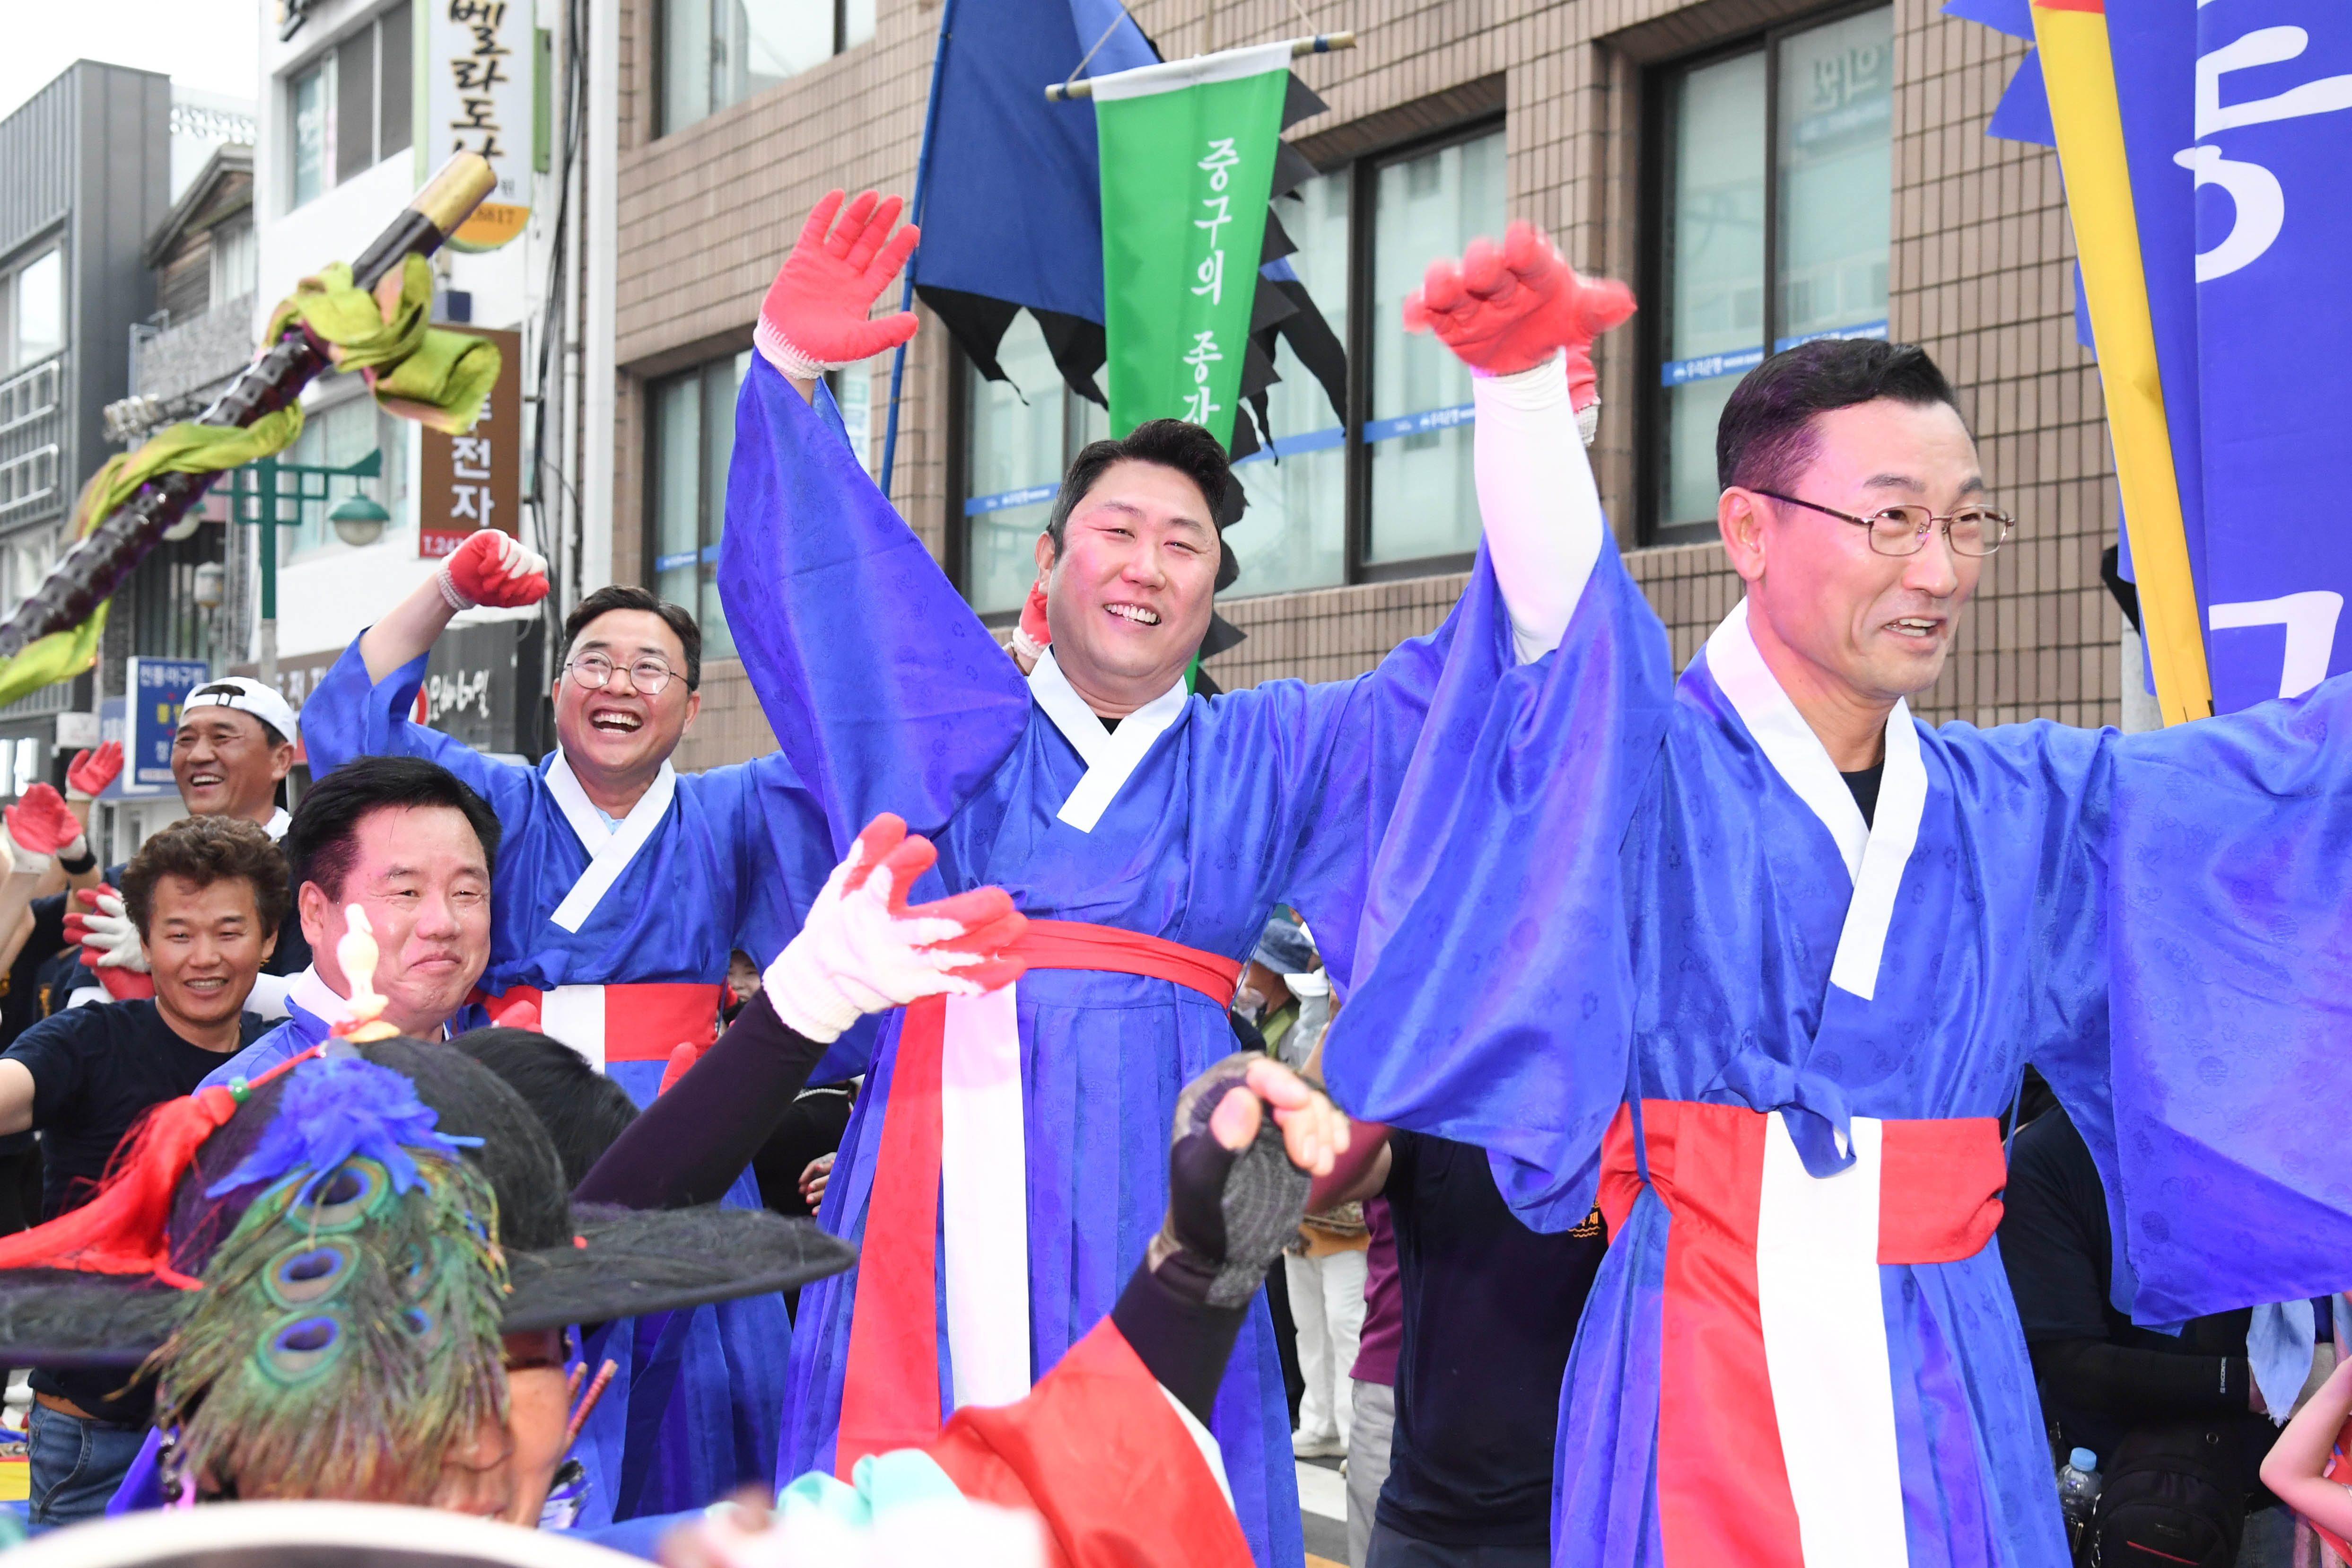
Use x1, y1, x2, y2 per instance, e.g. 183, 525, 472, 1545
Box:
1474, 352, 1606, 664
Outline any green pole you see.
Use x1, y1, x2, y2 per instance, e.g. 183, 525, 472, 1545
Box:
256, 455, 279, 688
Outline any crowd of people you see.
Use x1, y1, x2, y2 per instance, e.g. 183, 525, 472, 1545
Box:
0, 185, 2338, 1568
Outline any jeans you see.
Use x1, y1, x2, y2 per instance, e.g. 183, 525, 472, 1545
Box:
27, 1402, 146, 1530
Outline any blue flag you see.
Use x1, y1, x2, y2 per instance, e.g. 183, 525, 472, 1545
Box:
1968, 2, 2352, 715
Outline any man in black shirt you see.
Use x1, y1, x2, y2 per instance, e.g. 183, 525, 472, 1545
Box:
1337, 1130, 1609, 1568
0, 815, 286, 1528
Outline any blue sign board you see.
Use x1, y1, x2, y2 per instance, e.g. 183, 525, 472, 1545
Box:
125, 658, 211, 789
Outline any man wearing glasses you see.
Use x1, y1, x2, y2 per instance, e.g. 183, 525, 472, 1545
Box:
1322, 328, 2352, 1568
293, 533, 843, 1517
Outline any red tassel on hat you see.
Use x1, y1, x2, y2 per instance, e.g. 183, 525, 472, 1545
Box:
0, 1044, 328, 1288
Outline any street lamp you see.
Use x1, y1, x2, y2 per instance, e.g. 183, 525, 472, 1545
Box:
328, 493, 390, 547
223, 447, 383, 684
191, 561, 225, 609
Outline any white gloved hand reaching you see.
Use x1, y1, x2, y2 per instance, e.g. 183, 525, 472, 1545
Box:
764, 814, 1028, 1043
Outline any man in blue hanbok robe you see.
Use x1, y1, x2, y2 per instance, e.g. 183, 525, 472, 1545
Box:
1321, 307, 2352, 1568
719, 194, 1635, 1568
283, 529, 848, 1524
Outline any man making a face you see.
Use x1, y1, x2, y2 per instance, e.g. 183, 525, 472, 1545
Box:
202, 754, 498, 1085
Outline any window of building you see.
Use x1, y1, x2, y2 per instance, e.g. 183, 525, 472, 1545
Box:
11, 251, 61, 371
660, 0, 876, 136
648, 351, 752, 658
288, 3, 415, 210
284, 396, 408, 555
1648, 4, 1892, 541
210, 218, 259, 309
953, 120, 1506, 612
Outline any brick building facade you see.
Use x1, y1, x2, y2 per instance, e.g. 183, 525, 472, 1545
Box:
607, 0, 2122, 773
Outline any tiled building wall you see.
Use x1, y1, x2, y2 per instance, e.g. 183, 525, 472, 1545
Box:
608, 0, 2124, 758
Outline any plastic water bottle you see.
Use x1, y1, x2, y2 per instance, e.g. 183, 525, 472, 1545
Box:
2057, 1447, 2101, 1542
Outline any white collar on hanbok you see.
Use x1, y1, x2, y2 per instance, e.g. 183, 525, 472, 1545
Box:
1703, 599, 1926, 1002
1026, 647, 1191, 833
541, 748, 679, 932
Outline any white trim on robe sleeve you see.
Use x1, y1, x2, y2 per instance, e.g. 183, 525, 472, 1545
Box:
1471, 350, 1606, 665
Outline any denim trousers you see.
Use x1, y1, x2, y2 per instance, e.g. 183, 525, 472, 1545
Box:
27, 1401, 146, 1530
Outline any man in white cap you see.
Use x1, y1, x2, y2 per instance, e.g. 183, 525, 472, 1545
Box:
41, 676, 310, 1015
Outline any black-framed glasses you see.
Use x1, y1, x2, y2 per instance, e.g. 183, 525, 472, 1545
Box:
565, 652, 678, 695
1752, 490, 2015, 558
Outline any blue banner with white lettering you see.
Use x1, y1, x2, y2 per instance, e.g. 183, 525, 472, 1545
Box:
1958, 0, 2352, 713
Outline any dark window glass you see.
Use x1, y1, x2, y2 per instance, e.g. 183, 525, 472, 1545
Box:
336, 26, 376, 183
379, 2, 413, 157
648, 354, 750, 657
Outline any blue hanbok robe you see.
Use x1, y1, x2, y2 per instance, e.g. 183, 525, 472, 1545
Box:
718, 357, 1513, 1568
293, 636, 850, 1522
1322, 529, 2352, 1568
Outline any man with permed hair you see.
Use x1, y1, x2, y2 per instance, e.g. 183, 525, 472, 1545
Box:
0, 815, 286, 1525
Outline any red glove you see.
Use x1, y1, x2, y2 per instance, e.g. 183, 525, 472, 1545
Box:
658, 1041, 707, 1097
5, 784, 85, 867
438, 528, 549, 611
87, 968, 156, 1003
1011, 577, 1051, 666
1402, 220, 1637, 397
64, 741, 122, 801
756, 190, 922, 380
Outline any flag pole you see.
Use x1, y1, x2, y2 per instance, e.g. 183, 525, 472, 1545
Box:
876, 0, 961, 502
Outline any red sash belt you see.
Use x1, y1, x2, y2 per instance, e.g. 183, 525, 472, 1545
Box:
835, 920, 1243, 1476
1596, 1101, 2007, 1568
477, 981, 724, 1062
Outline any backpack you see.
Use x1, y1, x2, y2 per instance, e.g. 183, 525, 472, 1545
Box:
2076, 1420, 2250, 1568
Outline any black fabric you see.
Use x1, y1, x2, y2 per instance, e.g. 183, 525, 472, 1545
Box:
2079, 1420, 2256, 1568
7, 1000, 265, 1423
750, 1085, 854, 1221
4, 1001, 268, 1223
1379, 1132, 1607, 1547
1996, 1108, 2275, 1498
575, 990, 829, 1211
1109, 1261, 1246, 1428
1841, 762, 1884, 828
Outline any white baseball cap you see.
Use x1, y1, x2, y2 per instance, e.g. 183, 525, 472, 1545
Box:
179, 676, 300, 746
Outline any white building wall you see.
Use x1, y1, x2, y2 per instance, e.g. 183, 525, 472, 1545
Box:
247, 0, 556, 675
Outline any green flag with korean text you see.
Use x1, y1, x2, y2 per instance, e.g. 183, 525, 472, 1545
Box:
1092, 44, 1294, 447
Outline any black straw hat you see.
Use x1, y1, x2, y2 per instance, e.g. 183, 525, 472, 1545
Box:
0, 1036, 854, 1367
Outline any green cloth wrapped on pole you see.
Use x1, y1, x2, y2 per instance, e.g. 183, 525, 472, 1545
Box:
1093, 43, 1294, 447
0, 256, 498, 709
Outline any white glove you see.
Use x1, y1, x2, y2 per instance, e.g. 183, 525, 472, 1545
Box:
75, 891, 151, 973
435, 527, 551, 612
764, 815, 1026, 1044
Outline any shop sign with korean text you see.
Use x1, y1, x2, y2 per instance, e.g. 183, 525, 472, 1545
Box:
419, 326, 520, 558
1092, 43, 1291, 447
425, 0, 531, 248
125, 658, 211, 790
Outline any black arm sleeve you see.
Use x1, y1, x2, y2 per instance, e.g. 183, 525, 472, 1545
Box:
2030, 1338, 2252, 1424
1109, 1263, 1247, 1428
573, 990, 830, 1210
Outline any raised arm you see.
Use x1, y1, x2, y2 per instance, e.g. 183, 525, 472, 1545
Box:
720, 193, 1032, 853
355, 528, 548, 683
1406, 221, 1632, 663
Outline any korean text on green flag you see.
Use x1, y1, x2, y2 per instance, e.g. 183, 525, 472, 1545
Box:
1092, 44, 1293, 448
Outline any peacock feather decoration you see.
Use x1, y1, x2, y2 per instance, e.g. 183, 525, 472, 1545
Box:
147, 1054, 510, 1504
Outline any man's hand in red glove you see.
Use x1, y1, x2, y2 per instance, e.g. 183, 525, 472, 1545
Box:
64, 741, 122, 802
438, 527, 550, 612
764, 813, 1027, 1043
1402, 220, 1636, 398
65, 885, 154, 1001
755, 190, 922, 382
4, 784, 86, 872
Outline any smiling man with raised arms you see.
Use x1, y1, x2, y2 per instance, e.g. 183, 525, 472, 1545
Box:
288, 538, 850, 1516
1320, 320, 2352, 1568
718, 193, 1635, 1567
